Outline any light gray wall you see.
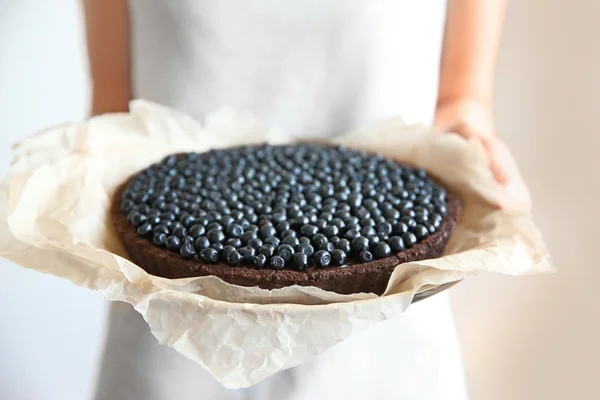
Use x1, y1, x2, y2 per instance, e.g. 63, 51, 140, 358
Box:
0, 2, 107, 400
452, 1, 600, 399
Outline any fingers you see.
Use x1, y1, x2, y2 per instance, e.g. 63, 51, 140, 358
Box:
481, 137, 510, 186
446, 124, 510, 186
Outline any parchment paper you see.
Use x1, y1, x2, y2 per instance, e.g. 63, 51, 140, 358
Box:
0, 100, 552, 388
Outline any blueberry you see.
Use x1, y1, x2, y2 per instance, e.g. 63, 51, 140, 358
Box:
252, 254, 267, 269
413, 224, 429, 239
373, 242, 392, 259
314, 250, 331, 267
359, 250, 374, 263
300, 224, 319, 237
270, 255, 286, 270
129, 212, 147, 227
293, 253, 308, 270
136, 222, 153, 236
331, 249, 347, 265
335, 239, 351, 253
221, 245, 236, 259
376, 222, 392, 235
259, 225, 277, 239
206, 222, 222, 232
194, 236, 210, 251
388, 236, 405, 252
247, 237, 263, 250
239, 230, 257, 244
207, 229, 225, 243
297, 243, 315, 256
172, 226, 187, 238
238, 246, 256, 261
277, 244, 295, 261
319, 212, 333, 222
220, 215, 235, 227
415, 213, 429, 225
225, 238, 242, 248
226, 250, 242, 265
377, 232, 389, 241
330, 218, 345, 229
196, 217, 209, 226
311, 234, 328, 248
282, 229, 297, 238
367, 235, 380, 250
166, 236, 182, 251
392, 222, 409, 235
258, 244, 275, 257
321, 225, 338, 238
318, 242, 335, 253
402, 232, 417, 247
153, 225, 170, 235
200, 247, 219, 263
299, 237, 312, 246
281, 236, 300, 247
360, 217, 375, 227
153, 233, 167, 247
314, 219, 327, 230
351, 236, 370, 253
263, 236, 280, 247
226, 223, 243, 238
206, 211, 222, 222
189, 224, 206, 239
361, 226, 376, 237
344, 229, 361, 240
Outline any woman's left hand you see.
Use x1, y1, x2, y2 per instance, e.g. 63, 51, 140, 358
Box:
434, 97, 509, 186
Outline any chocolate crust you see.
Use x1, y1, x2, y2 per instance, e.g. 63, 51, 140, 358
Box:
111, 183, 461, 295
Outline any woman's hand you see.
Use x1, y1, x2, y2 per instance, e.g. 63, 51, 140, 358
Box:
434, 97, 509, 186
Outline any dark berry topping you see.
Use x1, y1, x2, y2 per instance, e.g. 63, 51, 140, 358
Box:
121, 144, 448, 270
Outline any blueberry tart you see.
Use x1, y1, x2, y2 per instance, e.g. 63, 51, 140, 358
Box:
112, 144, 460, 295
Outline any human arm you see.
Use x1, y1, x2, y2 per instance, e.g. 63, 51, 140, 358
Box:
435, 0, 508, 184
83, 0, 132, 116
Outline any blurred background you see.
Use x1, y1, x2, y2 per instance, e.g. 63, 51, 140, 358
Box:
0, 1, 598, 399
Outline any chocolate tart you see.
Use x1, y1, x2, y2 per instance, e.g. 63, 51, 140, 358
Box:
111, 144, 461, 295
